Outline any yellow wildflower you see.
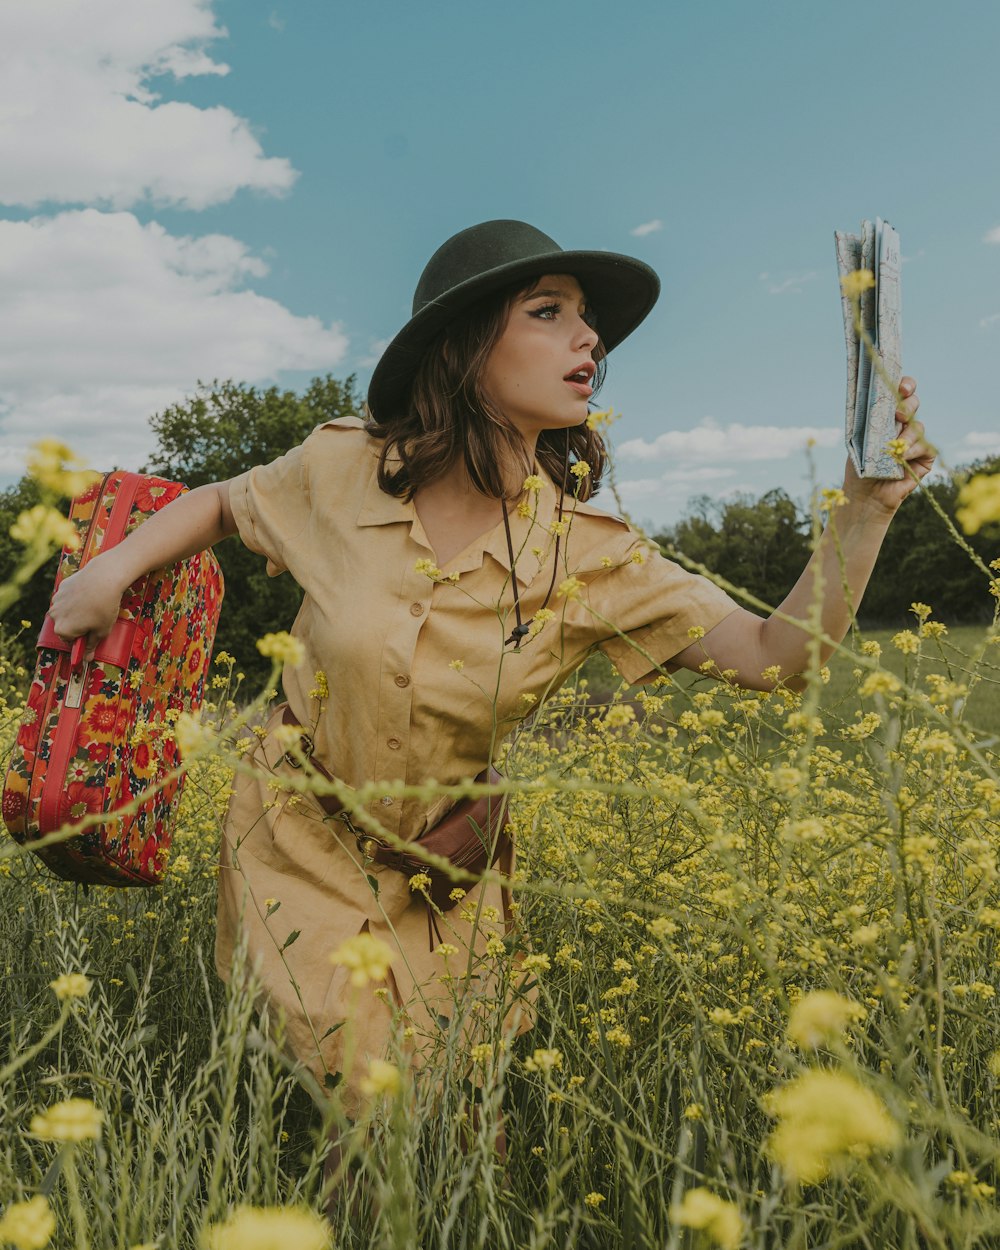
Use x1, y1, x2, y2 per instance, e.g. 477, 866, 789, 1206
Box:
308, 670, 329, 701
174, 711, 213, 760
820, 487, 847, 509
840, 269, 876, 298
522, 474, 544, 493
892, 630, 919, 654
523, 1048, 563, 1075
414, 557, 444, 579
767, 1070, 900, 1183
585, 406, 616, 430
521, 953, 551, 975
527, 607, 554, 638
787, 991, 866, 1049
201, 1205, 330, 1250
30, 1098, 103, 1142
570, 460, 591, 479
359, 1058, 402, 1099
27, 438, 100, 498
10, 505, 79, 551
408, 872, 432, 892
329, 932, 393, 986
584, 1193, 605, 1208
859, 670, 901, 698
671, 1188, 744, 1250
256, 632, 305, 667
557, 576, 584, 600
49, 973, 92, 1001
0, 1194, 56, 1250
956, 474, 1000, 535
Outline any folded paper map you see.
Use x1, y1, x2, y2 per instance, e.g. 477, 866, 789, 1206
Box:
834, 217, 903, 479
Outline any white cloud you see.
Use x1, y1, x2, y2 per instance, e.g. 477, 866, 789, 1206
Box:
616, 418, 838, 464
630, 219, 663, 238
616, 466, 736, 501
0, 0, 296, 209
357, 338, 391, 368
759, 270, 818, 296
979, 312, 1000, 329
0, 211, 348, 474
983, 226, 1000, 244
961, 430, 1000, 456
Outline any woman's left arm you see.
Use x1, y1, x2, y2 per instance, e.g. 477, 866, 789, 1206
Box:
670, 377, 936, 692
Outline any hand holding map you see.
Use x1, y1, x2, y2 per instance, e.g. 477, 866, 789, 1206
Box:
834, 218, 903, 480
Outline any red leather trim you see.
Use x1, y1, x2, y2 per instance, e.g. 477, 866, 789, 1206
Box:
37, 471, 145, 666
37, 615, 140, 667
36, 471, 144, 836
38, 655, 83, 834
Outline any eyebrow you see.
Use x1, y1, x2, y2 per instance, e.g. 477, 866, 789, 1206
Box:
522, 287, 589, 305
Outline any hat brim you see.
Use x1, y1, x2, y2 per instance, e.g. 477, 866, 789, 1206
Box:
367, 249, 660, 421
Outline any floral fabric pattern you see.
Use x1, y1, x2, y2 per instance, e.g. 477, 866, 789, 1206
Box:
2, 472, 224, 886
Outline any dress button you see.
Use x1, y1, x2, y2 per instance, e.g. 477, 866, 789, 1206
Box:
387, 737, 401, 750
410, 602, 425, 616
394, 674, 410, 688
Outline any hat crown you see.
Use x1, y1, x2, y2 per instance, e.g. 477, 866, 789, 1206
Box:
413, 219, 563, 315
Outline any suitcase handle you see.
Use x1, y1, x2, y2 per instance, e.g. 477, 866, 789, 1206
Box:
38, 471, 145, 670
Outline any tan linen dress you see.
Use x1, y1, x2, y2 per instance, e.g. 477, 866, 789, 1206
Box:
214, 416, 739, 1113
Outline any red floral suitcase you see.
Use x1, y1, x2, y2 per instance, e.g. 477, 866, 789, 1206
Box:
1, 470, 224, 886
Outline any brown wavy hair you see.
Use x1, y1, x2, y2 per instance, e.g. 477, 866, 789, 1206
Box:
365, 276, 609, 501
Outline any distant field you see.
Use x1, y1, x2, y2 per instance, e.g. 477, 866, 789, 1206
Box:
581, 621, 1000, 742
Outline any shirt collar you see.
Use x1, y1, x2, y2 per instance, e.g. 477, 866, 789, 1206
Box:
355, 446, 562, 589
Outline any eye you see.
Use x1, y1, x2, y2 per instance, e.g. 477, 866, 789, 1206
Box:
529, 301, 561, 320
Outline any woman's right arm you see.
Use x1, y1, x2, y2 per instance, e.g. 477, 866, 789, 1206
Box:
47, 481, 239, 650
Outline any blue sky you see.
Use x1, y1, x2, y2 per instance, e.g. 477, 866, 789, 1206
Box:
1, 0, 998, 528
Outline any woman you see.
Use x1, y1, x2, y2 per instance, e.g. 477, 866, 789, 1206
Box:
46, 218, 932, 1122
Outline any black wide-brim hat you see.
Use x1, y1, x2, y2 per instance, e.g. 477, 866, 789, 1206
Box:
367, 219, 660, 421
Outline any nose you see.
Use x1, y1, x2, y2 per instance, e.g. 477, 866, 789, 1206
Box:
572, 310, 599, 352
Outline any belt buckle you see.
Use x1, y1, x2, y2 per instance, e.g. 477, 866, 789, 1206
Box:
281, 732, 314, 770
355, 832, 385, 862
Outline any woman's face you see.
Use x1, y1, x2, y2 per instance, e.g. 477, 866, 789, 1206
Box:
481, 273, 600, 445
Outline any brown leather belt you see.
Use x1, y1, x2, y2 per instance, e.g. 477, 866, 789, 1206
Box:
277, 705, 404, 864
275, 705, 509, 933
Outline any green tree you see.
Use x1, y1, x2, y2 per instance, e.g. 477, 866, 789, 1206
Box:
860, 455, 1000, 624
656, 488, 813, 615
142, 374, 364, 691
0, 474, 57, 680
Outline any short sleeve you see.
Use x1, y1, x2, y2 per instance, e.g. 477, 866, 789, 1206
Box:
229, 442, 310, 578
588, 541, 740, 685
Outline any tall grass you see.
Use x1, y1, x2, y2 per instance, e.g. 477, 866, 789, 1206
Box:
0, 610, 999, 1247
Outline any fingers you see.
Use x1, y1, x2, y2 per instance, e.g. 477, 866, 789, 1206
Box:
895, 377, 919, 423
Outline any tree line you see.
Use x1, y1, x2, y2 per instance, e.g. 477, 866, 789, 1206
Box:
1, 375, 997, 691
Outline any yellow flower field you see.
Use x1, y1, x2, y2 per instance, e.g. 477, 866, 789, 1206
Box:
1, 453, 999, 1245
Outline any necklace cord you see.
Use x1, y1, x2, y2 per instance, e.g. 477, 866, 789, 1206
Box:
503, 435, 569, 650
